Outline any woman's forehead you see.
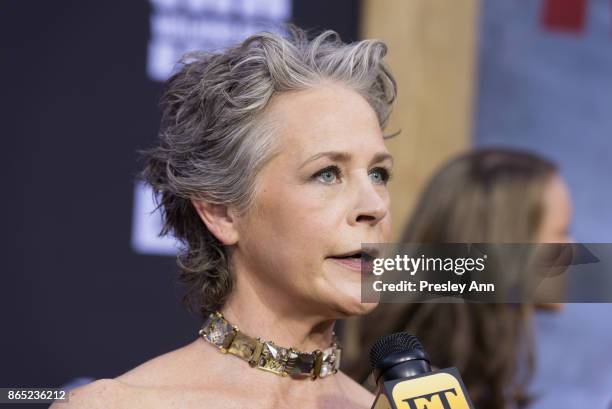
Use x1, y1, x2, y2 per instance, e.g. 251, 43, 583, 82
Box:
265, 86, 386, 158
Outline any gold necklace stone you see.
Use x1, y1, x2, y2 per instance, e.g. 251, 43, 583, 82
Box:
198, 311, 341, 379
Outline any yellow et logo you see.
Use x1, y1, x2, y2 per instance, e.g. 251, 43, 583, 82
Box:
391, 372, 471, 409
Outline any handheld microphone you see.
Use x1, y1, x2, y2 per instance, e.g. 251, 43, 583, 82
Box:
369, 332, 475, 409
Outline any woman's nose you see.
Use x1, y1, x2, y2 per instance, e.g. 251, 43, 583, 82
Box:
347, 177, 388, 226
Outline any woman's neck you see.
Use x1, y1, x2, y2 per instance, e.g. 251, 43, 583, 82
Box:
220, 276, 336, 353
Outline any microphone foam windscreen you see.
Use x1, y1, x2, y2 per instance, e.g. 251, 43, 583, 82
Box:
369, 332, 425, 370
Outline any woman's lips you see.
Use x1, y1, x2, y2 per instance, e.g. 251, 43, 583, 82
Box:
329, 257, 373, 272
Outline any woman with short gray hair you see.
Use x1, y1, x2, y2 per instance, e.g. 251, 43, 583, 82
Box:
56, 26, 397, 408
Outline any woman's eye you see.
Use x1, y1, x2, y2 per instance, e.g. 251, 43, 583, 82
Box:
314, 166, 342, 184
369, 167, 391, 184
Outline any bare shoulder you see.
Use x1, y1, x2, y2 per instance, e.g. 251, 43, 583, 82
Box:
49, 379, 127, 409
49, 341, 212, 409
114, 340, 204, 387
336, 371, 375, 408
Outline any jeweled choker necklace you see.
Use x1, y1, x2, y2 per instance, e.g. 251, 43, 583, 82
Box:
198, 311, 341, 379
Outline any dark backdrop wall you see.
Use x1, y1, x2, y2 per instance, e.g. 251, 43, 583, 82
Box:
0, 0, 360, 389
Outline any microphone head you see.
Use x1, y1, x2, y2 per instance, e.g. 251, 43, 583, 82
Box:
369, 332, 425, 369
369, 332, 431, 386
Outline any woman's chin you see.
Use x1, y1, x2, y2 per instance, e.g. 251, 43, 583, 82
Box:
327, 292, 379, 317
315, 274, 379, 317
350, 300, 379, 316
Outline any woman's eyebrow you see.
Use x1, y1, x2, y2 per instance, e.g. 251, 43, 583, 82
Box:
371, 152, 394, 166
299, 151, 394, 169
299, 151, 350, 169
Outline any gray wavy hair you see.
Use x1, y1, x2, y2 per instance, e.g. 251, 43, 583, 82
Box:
141, 26, 397, 317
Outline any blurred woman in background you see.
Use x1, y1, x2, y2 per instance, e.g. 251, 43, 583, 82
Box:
344, 148, 573, 409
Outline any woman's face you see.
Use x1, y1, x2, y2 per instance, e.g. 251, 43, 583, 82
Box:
537, 173, 573, 243
233, 84, 392, 318
534, 173, 573, 310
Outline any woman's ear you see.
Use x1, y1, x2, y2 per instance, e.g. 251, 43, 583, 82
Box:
191, 198, 239, 245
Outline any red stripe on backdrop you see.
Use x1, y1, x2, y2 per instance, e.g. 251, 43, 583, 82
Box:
540, 0, 588, 32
